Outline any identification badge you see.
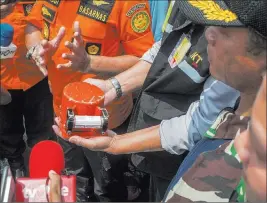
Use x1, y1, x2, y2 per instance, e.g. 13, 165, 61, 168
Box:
168, 34, 192, 69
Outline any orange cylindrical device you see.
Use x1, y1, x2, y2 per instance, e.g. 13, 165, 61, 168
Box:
60, 82, 106, 139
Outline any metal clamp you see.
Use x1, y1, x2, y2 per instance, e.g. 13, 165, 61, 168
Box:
101, 108, 109, 134
66, 108, 109, 135
66, 109, 75, 135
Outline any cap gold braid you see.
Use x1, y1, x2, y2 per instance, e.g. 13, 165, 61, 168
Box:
188, 0, 238, 23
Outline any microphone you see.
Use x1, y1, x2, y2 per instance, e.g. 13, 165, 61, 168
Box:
29, 141, 65, 178
15, 141, 76, 202
0, 23, 17, 59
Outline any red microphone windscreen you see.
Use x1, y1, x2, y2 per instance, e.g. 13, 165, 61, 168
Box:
29, 141, 65, 178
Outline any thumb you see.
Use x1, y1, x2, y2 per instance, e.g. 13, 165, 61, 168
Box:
51, 26, 66, 48
49, 170, 58, 178
106, 130, 117, 137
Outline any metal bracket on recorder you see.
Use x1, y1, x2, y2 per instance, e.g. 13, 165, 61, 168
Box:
66, 108, 109, 135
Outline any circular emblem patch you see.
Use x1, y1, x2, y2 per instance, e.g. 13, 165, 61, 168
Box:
131, 11, 150, 33
87, 45, 99, 55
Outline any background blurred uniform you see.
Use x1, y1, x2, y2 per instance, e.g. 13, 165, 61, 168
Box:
0, 1, 54, 176
27, 0, 154, 201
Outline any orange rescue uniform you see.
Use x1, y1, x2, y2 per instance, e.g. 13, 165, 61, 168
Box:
1, 2, 44, 91
27, 0, 154, 128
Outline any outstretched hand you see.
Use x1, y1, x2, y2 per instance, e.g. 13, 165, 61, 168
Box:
57, 21, 90, 73
52, 117, 117, 152
27, 26, 65, 74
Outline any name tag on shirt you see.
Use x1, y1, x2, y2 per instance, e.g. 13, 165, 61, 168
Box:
168, 34, 191, 69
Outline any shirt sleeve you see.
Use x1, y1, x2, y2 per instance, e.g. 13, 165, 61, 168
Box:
141, 39, 161, 64
119, 0, 155, 57
160, 76, 240, 155
26, 0, 44, 29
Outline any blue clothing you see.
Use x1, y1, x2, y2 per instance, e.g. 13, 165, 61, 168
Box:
149, 0, 169, 42
160, 76, 240, 155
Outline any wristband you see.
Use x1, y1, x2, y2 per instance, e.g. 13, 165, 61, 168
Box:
109, 77, 122, 99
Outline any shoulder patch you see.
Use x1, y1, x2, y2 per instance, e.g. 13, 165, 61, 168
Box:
22, 3, 34, 16
41, 4, 56, 23
85, 43, 102, 55
131, 11, 150, 33
43, 21, 50, 40
77, 0, 115, 24
126, 3, 146, 17
45, 0, 61, 7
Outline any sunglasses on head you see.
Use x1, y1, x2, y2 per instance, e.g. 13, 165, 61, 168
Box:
0, 0, 17, 5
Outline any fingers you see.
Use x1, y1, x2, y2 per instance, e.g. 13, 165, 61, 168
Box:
69, 135, 111, 151
52, 125, 62, 137
64, 39, 81, 53
83, 78, 108, 92
48, 170, 61, 202
62, 53, 75, 61
57, 61, 72, 69
64, 41, 74, 51
52, 117, 64, 138
69, 136, 95, 149
57, 44, 74, 69
54, 117, 61, 126
48, 170, 60, 181
82, 79, 114, 106
40, 39, 49, 51
73, 21, 83, 45
106, 130, 117, 137
36, 27, 65, 67
73, 21, 81, 34
51, 26, 66, 48
63, 22, 83, 53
